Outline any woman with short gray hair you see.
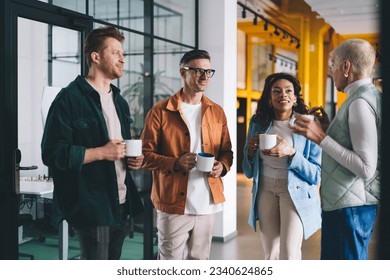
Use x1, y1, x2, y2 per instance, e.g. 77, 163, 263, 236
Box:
292, 38, 381, 259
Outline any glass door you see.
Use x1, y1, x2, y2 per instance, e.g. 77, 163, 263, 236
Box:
17, 17, 83, 260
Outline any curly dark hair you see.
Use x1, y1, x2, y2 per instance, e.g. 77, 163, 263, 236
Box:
254, 72, 308, 130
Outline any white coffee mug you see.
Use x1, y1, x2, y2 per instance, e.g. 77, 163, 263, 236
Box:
124, 139, 142, 157
259, 134, 277, 150
289, 114, 315, 127
302, 114, 315, 121
196, 152, 215, 172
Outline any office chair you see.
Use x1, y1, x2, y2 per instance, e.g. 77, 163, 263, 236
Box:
18, 213, 35, 260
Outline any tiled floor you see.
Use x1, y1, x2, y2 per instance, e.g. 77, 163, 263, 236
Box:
210, 173, 379, 260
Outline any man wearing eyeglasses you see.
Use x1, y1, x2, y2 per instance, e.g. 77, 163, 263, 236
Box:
141, 49, 233, 260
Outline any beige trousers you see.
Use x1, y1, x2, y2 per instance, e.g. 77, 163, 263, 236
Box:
257, 175, 303, 260
156, 211, 216, 260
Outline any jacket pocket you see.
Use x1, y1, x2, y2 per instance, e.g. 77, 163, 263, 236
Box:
156, 171, 184, 205
72, 117, 100, 146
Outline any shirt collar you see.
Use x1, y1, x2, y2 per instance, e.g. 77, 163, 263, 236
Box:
344, 78, 372, 96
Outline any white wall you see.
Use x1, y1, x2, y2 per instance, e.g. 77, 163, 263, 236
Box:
199, 0, 238, 241
18, 18, 48, 178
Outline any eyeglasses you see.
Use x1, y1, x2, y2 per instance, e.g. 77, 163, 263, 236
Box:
182, 66, 215, 78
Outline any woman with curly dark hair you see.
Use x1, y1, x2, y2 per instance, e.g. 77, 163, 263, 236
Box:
242, 72, 322, 259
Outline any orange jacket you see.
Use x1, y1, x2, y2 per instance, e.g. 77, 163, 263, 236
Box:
141, 90, 233, 214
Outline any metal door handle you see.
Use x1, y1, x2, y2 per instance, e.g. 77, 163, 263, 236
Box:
19, 165, 38, 171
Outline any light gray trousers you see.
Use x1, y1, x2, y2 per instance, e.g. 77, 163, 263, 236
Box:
257, 175, 303, 260
156, 211, 216, 260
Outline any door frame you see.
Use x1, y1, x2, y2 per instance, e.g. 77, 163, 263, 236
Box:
0, 0, 92, 259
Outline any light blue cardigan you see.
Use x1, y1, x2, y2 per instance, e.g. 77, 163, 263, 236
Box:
242, 116, 322, 240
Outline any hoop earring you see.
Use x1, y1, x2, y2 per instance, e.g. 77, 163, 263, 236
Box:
344, 73, 348, 78
293, 102, 298, 107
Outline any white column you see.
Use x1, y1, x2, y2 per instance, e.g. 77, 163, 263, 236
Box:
199, 0, 237, 241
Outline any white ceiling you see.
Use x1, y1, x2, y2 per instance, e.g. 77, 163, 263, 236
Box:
303, 0, 380, 35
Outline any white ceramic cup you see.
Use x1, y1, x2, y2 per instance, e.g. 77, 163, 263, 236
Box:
302, 114, 315, 121
289, 114, 315, 127
259, 134, 277, 150
124, 139, 142, 157
196, 152, 215, 172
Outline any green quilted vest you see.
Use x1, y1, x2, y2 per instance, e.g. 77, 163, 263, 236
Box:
321, 84, 382, 211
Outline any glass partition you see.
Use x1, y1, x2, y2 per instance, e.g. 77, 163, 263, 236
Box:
17, 17, 82, 260
39, 0, 87, 14
153, 39, 191, 102
251, 43, 273, 92
154, 0, 196, 46
89, 0, 144, 32
119, 31, 145, 139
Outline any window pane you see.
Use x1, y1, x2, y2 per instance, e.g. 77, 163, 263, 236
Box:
154, 0, 196, 46
89, 0, 144, 32
119, 0, 144, 32
18, 17, 82, 260
52, 26, 81, 86
88, 0, 118, 25
112, 30, 145, 139
274, 48, 297, 76
154, 39, 192, 103
252, 43, 273, 91
38, 0, 87, 14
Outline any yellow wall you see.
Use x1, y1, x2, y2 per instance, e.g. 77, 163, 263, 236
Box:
237, 0, 380, 128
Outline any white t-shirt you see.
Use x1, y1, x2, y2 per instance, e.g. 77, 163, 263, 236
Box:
98, 90, 127, 204
180, 101, 223, 215
260, 119, 293, 179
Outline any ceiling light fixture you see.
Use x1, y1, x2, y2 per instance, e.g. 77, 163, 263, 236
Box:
242, 8, 246, 18
237, 1, 300, 49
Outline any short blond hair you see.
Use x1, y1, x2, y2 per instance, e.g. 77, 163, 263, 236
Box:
330, 38, 376, 77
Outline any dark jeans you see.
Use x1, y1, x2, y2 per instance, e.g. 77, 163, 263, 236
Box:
74, 204, 129, 260
321, 205, 377, 260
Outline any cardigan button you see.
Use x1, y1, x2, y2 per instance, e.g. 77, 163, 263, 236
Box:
180, 192, 185, 196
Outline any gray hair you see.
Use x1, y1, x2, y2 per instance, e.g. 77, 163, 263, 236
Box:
330, 38, 376, 77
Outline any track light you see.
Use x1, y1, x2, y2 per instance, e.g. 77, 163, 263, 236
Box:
238, 1, 301, 49
242, 8, 246, 18
264, 21, 268, 31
